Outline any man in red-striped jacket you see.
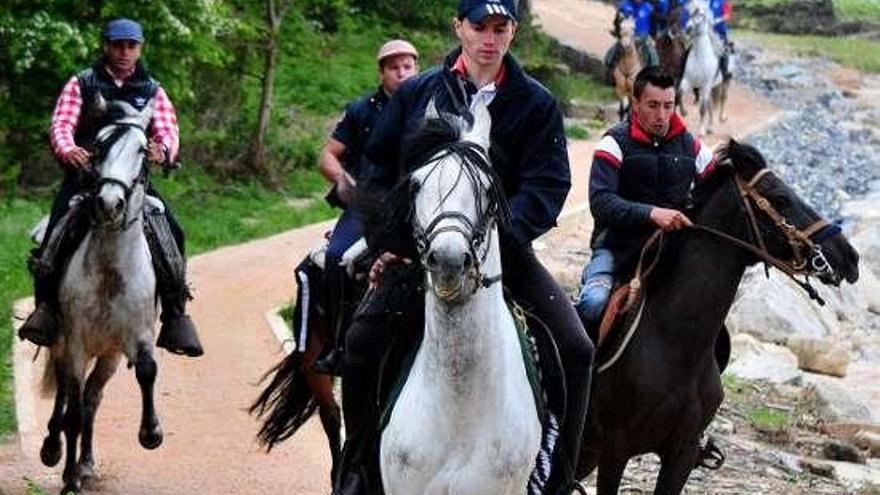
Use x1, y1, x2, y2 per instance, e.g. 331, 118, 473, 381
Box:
576, 66, 717, 331
18, 18, 203, 357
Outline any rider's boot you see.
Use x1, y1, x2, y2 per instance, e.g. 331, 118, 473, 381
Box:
145, 207, 203, 357
156, 291, 203, 357
19, 268, 58, 346
314, 269, 349, 376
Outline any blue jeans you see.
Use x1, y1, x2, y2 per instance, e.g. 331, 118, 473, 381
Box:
576, 248, 615, 324
326, 208, 364, 271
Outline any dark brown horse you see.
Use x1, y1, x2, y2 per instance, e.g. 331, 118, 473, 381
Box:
655, 6, 688, 114
250, 256, 343, 485
577, 139, 860, 494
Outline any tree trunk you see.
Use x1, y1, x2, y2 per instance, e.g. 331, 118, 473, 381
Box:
249, 0, 282, 182
519, 0, 532, 18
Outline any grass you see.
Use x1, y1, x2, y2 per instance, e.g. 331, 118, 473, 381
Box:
746, 406, 792, 431
740, 30, 880, 73
0, 198, 48, 437
566, 124, 590, 140
833, 0, 880, 22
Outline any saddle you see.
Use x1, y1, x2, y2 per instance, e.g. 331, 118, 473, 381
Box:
594, 230, 732, 374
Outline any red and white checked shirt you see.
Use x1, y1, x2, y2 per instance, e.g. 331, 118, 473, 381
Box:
49, 73, 180, 162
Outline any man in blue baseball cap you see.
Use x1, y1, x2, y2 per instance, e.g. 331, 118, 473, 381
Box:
331, 1, 594, 494
19, 17, 204, 357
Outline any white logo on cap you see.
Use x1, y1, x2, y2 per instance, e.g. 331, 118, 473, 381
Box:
135, 97, 146, 106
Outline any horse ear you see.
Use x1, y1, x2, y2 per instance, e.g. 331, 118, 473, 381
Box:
94, 92, 108, 116
425, 98, 440, 120
462, 97, 491, 151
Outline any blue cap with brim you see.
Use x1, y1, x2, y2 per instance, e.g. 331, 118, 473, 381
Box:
458, 0, 518, 23
103, 18, 144, 43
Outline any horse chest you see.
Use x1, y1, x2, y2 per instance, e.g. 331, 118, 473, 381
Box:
381, 357, 540, 495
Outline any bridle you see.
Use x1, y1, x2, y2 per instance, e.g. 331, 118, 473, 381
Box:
91, 121, 149, 231
628, 168, 841, 308
410, 141, 506, 296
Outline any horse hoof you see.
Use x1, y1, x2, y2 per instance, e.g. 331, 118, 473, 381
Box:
78, 461, 97, 483
139, 425, 163, 450
40, 436, 62, 467
61, 480, 81, 495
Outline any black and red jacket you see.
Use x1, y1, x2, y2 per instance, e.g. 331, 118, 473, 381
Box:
589, 112, 716, 271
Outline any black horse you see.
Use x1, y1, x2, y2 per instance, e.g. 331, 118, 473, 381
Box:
577, 139, 859, 494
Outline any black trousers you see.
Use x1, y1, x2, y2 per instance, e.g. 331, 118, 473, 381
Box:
33, 169, 185, 306
341, 237, 595, 491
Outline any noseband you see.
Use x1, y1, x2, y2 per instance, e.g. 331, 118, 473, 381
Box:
735, 169, 840, 281
411, 141, 506, 294
92, 122, 149, 231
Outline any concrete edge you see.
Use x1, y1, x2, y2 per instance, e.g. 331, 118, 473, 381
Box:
11, 297, 39, 457
264, 305, 295, 355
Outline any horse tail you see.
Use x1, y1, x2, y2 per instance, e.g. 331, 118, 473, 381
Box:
249, 351, 319, 451
40, 351, 59, 399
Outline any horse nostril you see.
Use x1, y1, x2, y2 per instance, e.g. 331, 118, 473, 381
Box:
426, 251, 439, 270
462, 252, 473, 270
115, 200, 125, 214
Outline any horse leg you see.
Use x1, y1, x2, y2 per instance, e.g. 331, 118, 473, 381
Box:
79, 354, 121, 482
677, 79, 690, 117
40, 358, 66, 468
596, 454, 630, 495
134, 344, 163, 450
60, 363, 85, 494
698, 91, 710, 136
653, 442, 699, 495
306, 365, 343, 484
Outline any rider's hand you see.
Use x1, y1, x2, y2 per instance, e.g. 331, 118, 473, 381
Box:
61, 147, 92, 169
146, 141, 167, 165
336, 176, 354, 205
369, 252, 411, 289
650, 207, 693, 231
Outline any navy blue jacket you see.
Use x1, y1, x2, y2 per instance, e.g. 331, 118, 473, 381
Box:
331, 87, 389, 180
590, 113, 716, 272
75, 60, 158, 150
362, 48, 570, 246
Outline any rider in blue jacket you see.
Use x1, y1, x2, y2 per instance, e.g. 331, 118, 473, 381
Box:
709, 0, 733, 79
606, 0, 660, 74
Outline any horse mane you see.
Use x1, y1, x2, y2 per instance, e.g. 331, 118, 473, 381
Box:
357, 113, 510, 259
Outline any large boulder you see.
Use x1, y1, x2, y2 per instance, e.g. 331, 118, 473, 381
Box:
727, 335, 803, 384
850, 220, 880, 279
727, 267, 836, 343
803, 374, 874, 423
786, 337, 850, 377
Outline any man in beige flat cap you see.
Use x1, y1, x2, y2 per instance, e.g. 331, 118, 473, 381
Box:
313, 39, 419, 374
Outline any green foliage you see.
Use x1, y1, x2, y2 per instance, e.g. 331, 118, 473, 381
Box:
566, 125, 590, 140
833, 0, 880, 22
747, 406, 792, 431
740, 31, 880, 73
0, 198, 49, 436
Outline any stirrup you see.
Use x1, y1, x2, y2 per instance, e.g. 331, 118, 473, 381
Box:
696, 436, 726, 470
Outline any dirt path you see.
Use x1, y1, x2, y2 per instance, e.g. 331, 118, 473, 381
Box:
0, 2, 781, 494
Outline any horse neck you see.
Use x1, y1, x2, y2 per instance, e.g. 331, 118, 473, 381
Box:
652, 181, 751, 351
420, 231, 514, 398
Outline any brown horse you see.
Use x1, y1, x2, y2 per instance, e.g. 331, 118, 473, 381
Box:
576, 140, 860, 494
612, 19, 643, 121
250, 252, 343, 486
655, 6, 688, 114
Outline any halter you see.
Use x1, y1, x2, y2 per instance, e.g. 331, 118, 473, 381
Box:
626, 168, 842, 307
92, 122, 149, 232
410, 141, 505, 295
694, 168, 840, 304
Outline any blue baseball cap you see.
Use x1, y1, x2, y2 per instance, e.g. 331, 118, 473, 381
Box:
103, 18, 145, 43
458, 0, 518, 23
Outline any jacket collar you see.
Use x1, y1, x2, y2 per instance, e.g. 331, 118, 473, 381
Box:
442, 47, 529, 99
629, 110, 687, 144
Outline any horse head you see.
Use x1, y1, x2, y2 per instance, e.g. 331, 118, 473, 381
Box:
91, 93, 153, 229
404, 98, 508, 303
619, 18, 636, 50
718, 139, 859, 286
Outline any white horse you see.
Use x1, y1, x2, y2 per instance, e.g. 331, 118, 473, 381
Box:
40, 97, 163, 494
679, 0, 731, 135
380, 99, 542, 495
